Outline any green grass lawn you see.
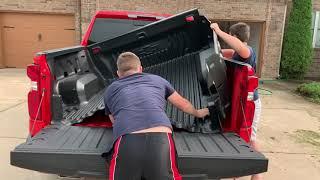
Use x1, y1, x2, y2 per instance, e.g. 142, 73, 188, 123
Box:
296, 82, 320, 104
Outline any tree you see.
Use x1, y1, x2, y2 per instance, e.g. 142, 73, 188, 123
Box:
280, 0, 313, 79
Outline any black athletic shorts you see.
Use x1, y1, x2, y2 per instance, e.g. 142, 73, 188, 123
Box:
108, 132, 182, 180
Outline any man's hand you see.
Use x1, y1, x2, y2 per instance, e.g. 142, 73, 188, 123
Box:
210, 23, 221, 34
195, 108, 210, 118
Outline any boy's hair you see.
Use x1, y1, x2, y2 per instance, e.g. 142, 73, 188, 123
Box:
117, 52, 141, 74
229, 22, 250, 42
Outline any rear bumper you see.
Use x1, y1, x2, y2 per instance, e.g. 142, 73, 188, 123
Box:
11, 125, 268, 178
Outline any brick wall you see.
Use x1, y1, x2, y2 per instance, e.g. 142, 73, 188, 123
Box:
0, 24, 3, 68
261, 1, 287, 78
0, 0, 76, 13
80, 0, 96, 38
94, 0, 269, 21
0, 0, 289, 78
82, 0, 287, 78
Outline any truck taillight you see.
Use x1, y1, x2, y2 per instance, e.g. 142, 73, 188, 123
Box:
28, 54, 51, 136
239, 66, 259, 142
27, 64, 41, 120
247, 66, 259, 101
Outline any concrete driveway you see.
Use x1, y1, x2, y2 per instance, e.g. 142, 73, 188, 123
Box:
0, 68, 319, 180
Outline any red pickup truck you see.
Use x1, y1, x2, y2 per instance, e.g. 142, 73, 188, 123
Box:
11, 9, 268, 179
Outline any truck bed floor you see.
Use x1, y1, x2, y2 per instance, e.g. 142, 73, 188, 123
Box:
62, 87, 107, 125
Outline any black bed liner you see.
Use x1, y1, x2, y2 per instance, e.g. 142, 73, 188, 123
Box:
144, 52, 213, 132
11, 125, 267, 178
84, 8, 227, 132
53, 9, 227, 131
62, 87, 107, 125
61, 50, 218, 132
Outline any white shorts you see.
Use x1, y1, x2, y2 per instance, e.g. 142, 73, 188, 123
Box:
251, 98, 261, 141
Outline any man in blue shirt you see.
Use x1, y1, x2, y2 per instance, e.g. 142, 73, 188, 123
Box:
104, 52, 209, 180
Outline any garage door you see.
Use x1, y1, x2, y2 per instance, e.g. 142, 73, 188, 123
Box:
0, 13, 76, 68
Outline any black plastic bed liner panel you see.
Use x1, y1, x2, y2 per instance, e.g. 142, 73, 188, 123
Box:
11, 125, 268, 178
62, 87, 107, 125
144, 52, 214, 132
83, 9, 226, 131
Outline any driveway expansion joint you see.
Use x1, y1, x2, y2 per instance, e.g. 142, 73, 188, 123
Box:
0, 100, 27, 112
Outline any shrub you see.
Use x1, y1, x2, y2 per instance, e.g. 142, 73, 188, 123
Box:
280, 0, 313, 79
296, 82, 320, 103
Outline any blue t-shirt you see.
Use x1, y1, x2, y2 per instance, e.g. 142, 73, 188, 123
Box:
104, 73, 175, 142
232, 46, 259, 101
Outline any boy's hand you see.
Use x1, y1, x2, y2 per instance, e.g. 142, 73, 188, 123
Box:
210, 23, 221, 33
195, 108, 210, 118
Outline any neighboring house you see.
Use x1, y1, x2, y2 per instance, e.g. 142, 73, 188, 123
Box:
0, 0, 318, 79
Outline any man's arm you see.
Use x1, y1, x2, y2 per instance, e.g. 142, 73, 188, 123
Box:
167, 91, 209, 118
211, 23, 250, 59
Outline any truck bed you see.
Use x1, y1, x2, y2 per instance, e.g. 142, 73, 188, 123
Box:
62, 51, 215, 132
11, 125, 267, 179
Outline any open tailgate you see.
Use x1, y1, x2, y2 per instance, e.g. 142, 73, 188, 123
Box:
11, 125, 267, 178
174, 132, 268, 178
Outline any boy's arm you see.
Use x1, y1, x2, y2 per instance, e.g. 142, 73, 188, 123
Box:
167, 91, 209, 118
162, 77, 209, 118
109, 115, 115, 124
104, 88, 115, 124
211, 23, 251, 59
221, 49, 235, 59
